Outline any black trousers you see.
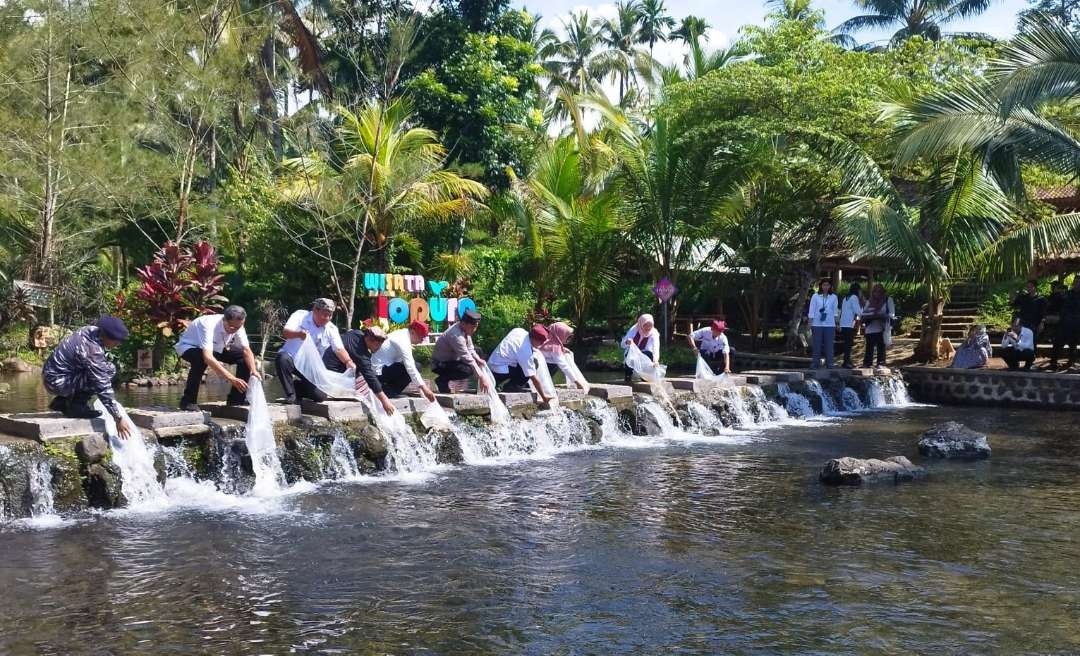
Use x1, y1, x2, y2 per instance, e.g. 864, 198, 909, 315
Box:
432, 360, 474, 393
703, 354, 728, 375
624, 350, 654, 382
1003, 347, 1035, 370
863, 333, 886, 367
493, 365, 530, 393
840, 327, 856, 366
275, 352, 327, 402
1051, 322, 1080, 367
378, 362, 412, 398
181, 347, 250, 405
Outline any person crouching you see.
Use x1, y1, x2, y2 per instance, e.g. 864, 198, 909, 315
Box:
488, 324, 554, 405
323, 326, 396, 416
174, 305, 257, 411
371, 321, 438, 403
431, 310, 490, 394
42, 315, 133, 439
687, 320, 730, 374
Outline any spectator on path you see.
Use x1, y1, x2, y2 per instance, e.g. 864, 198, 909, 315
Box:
431, 310, 490, 394
622, 314, 660, 382
371, 321, 438, 402
807, 280, 838, 369
952, 325, 991, 369
276, 298, 353, 404
1012, 280, 1047, 346
174, 305, 257, 411
324, 326, 397, 416
861, 284, 895, 368
1001, 317, 1036, 371
1049, 278, 1080, 372
839, 283, 863, 369
687, 319, 731, 374
42, 316, 133, 438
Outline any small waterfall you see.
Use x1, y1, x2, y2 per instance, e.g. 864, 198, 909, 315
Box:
245, 379, 287, 496
161, 445, 196, 479
867, 380, 887, 407
841, 387, 864, 411
719, 388, 756, 427
866, 377, 912, 408
640, 400, 680, 434
583, 399, 633, 442
454, 408, 593, 463
803, 380, 839, 415
379, 412, 440, 473
885, 377, 912, 405
685, 400, 721, 431
28, 460, 56, 519
96, 400, 165, 507
328, 430, 360, 480
776, 383, 814, 418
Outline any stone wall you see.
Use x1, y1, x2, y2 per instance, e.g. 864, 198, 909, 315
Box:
902, 366, 1080, 410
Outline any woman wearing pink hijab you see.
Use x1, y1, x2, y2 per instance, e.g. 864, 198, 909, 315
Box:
622, 314, 659, 382
541, 322, 587, 390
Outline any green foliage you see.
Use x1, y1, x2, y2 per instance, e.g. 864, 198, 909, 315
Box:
474, 294, 533, 352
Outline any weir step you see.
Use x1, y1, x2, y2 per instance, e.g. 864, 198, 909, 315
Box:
739, 370, 806, 383
436, 393, 490, 416
585, 384, 633, 401
300, 400, 371, 422
127, 406, 207, 430
203, 401, 301, 424
0, 412, 105, 441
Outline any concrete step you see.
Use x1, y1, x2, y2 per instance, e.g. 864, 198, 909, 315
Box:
0, 412, 105, 441
585, 383, 633, 401
436, 393, 490, 416
127, 406, 207, 430
300, 400, 372, 422
740, 370, 806, 383
203, 401, 301, 424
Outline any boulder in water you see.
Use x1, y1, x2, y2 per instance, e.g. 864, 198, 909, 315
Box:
354, 425, 389, 463
633, 404, 665, 436
75, 434, 109, 465
584, 417, 603, 444
84, 462, 124, 508
433, 429, 464, 464
1, 357, 32, 373
820, 456, 925, 486
918, 422, 991, 459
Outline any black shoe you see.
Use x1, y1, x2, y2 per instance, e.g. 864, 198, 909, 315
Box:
179, 402, 201, 412
63, 403, 101, 419
283, 396, 299, 405
48, 397, 66, 412
226, 398, 247, 407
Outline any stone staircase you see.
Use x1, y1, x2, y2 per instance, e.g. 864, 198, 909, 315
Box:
910, 282, 986, 342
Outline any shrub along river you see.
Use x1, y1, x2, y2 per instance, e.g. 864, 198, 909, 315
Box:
0, 388, 1078, 654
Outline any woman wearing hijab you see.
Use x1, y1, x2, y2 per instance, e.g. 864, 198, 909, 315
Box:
952, 325, 990, 369
541, 322, 588, 390
622, 314, 660, 382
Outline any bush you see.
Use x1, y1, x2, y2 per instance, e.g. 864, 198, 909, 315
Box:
474, 294, 532, 353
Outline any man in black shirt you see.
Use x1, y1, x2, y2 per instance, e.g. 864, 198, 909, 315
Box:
1012, 280, 1047, 346
322, 326, 396, 415
1049, 278, 1080, 371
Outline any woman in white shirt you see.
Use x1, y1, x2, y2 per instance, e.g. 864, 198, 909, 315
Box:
807, 280, 838, 369
686, 319, 730, 374
622, 314, 660, 382
839, 283, 863, 369
861, 284, 895, 368
540, 322, 588, 389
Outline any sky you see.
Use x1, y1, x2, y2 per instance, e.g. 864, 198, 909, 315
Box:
520, 0, 1031, 64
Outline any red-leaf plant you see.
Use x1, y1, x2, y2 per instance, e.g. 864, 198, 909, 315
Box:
132, 240, 227, 337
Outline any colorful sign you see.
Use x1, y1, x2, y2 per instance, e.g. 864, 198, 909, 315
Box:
362, 272, 476, 325
653, 277, 678, 304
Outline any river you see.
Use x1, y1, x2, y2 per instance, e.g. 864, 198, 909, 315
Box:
1, 401, 1078, 654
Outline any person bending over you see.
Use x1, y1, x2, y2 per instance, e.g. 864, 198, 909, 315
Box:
431, 310, 490, 394
540, 322, 587, 389
687, 320, 730, 374
371, 321, 437, 402
622, 314, 660, 382
174, 305, 257, 411
488, 325, 554, 405
324, 326, 396, 416
276, 298, 354, 404
42, 316, 133, 438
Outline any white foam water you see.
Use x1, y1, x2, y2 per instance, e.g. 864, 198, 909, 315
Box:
841, 387, 864, 411
454, 408, 597, 464
803, 380, 840, 415
245, 379, 288, 496
96, 400, 167, 508
328, 430, 361, 480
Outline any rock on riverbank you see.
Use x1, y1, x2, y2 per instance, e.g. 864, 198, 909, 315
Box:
820, 456, 926, 486
917, 422, 991, 459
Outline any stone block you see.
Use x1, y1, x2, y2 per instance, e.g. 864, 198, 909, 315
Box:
740, 370, 806, 383
300, 400, 370, 422
436, 393, 491, 416
586, 384, 633, 401
388, 397, 417, 415
631, 380, 675, 397
127, 406, 206, 430
549, 388, 587, 409
498, 392, 535, 408
152, 424, 213, 441
0, 412, 105, 441
741, 374, 776, 385
204, 402, 301, 424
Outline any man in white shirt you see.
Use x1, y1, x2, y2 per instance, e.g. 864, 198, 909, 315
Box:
807, 280, 838, 369
175, 305, 257, 411
1001, 317, 1036, 371
686, 319, 730, 374
488, 325, 554, 404
371, 321, 437, 402
839, 283, 863, 369
275, 298, 355, 404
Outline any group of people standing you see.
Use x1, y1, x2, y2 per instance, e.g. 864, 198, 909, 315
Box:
807, 281, 895, 370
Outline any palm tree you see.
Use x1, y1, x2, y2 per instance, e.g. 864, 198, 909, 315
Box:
834, 0, 995, 46
277, 99, 489, 326
595, 1, 646, 104
638, 0, 675, 56
549, 11, 602, 94
766, 0, 818, 21
671, 15, 710, 44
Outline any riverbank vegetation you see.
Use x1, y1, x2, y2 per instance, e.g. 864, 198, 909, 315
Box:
3, 0, 1080, 368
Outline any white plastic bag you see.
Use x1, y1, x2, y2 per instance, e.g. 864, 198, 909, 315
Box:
624, 342, 667, 382
693, 354, 728, 395
530, 351, 559, 408
562, 350, 590, 393
418, 398, 453, 431
477, 365, 512, 425
292, 336, 358, 399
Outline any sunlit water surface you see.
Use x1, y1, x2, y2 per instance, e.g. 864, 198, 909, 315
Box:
1, 401, 1079, 654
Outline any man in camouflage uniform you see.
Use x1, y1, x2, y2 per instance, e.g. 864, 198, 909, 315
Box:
42, 315, 133, 438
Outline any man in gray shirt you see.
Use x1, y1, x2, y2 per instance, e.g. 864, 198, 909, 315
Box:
430, 310, 491, 393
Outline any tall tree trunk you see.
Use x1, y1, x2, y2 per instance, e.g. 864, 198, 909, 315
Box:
914, 279, 945, 362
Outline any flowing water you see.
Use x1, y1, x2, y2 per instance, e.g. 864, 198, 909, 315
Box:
245, 379, 288, 496
1, 402, 1078, 653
